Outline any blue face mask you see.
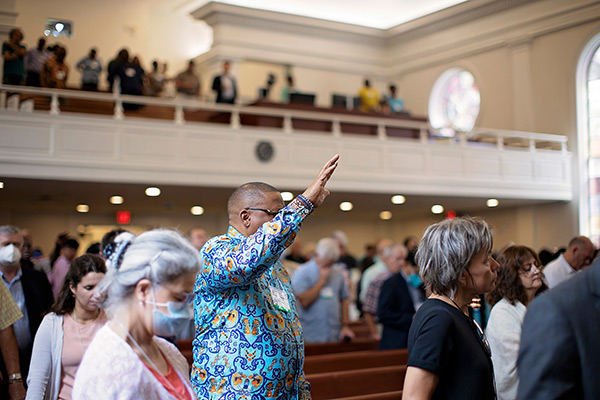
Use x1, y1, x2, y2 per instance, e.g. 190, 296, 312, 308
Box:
409, 273, 423, 288
147, 290, 193, 337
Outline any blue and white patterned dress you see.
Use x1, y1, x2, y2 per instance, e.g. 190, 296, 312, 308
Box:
192, 197, 312, 400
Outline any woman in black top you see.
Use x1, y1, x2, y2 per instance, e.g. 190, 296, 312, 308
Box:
403, 216, 499, 400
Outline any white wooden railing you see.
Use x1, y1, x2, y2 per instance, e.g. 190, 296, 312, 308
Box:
0, 85, 568, 153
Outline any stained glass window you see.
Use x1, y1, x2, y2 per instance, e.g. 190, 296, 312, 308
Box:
587, 47, 600, 245
429, 68, 480, 135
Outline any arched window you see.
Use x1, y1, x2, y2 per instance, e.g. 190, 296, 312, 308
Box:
429, 68, 480, 135
577, 32, 600, 246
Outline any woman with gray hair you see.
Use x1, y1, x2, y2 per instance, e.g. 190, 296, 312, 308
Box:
72, 229, 200, 400
402, 216, 498, 400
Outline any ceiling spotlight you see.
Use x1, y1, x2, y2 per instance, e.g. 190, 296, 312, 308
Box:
339, 201, 354, 211
110, 195, 124, 205
191, 206, 204, 216
145, 187, 161, 197
76, 204, 89, 213
0, 181, 3, 189
391, 195, 405, 205
379, 211, 393, 220
281, 191, 294, 201
431, 204, 444, 214
486, 198, 499, 208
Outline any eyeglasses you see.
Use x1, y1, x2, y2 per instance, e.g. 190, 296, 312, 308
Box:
244, 207, 280, 217
520, 262, 540, 275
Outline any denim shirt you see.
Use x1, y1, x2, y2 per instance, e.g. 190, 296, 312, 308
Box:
192, 196, 312, 400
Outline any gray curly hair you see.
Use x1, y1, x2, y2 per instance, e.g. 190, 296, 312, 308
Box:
98, 229, 200, 316
416, 216, 493, 299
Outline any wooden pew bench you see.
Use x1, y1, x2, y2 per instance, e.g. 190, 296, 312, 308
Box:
305, 338, 379, 356
304, 348, 408, 374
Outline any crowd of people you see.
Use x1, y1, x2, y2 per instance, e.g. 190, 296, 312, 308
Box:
4, 28, 409, 113
1, 152, 599, 400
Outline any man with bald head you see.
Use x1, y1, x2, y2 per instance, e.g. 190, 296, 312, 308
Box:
192, 155, 339, 400
544, 236, 595, 288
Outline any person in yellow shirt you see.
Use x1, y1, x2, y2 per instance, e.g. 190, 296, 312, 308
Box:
358, 79, 379, 113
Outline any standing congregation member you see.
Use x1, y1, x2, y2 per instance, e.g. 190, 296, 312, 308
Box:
211, 61, 237, 104
27, 255, 106, 400
403, 216, 498, 400
0, 282, 26, 400
2, 28, 26, 85
76, 48, 102, 91
543, 236, 594, 288
517, 258, 600, 400
485, 246, 546, 400
25, 38, 49, 87
192, 155, 339, 400
292, 238, 354, 343
73, 230, 200, 399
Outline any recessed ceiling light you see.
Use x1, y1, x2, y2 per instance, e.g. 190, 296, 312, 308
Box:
0, 182, 4, 189
76, 204, 89, 213
110, 195, 124, 205
486, 198, 499, 208
431, 204, 444, 214
339, 201, 353, 211
281, 191, 294, 201
391, 195, 405, 205
379, 211, 392, 220
191, 206, 204, 216
145, 187, 161, 197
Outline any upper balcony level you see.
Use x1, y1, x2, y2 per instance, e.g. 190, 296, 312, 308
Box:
0, 85, 572, 201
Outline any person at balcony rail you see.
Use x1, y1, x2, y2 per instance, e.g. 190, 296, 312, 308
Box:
26, 254, 106, 400
25, 37, 49, 87
72, 229, 199, 399
291, 237, 355, 343
357, 79, 379, 113
191, 154, 339, 400
175, 60, 201, 99
2, 28, 26, 86
40, 46, 69, 89
383, 84, 405, 114
211, 61, 237, 104
76, 48, 102, 91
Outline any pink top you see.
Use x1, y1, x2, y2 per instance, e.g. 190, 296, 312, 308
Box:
58, 312, 105, 400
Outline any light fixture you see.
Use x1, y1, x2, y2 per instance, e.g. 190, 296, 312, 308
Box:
379, 211, 393, 220
486, 198, 499, 208
431, 204, 444, 214
0, 181, 3, 189
145, 187, 161, 197
339, 201, 353, 211
76, 204, 89, 213
281, 191, 294, 201
391, 195, 405, 205
110, 195, 124, 205
191, 206, 204, 216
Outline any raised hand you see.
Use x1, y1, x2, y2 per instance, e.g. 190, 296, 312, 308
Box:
301, 154, 339, 208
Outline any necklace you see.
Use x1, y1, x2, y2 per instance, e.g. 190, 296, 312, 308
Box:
72, 309, 100, 358
114, 318, 188, 400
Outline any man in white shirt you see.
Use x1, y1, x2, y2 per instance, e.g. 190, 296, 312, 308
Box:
543, 236, 595, 288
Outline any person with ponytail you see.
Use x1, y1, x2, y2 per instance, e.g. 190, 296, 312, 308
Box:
72, 230, 200, 400
26, 254, 106, 400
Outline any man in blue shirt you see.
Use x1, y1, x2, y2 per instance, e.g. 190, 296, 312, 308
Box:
192, 155, 339, 400
76, 48, 102, 91
292, 238, 354, 343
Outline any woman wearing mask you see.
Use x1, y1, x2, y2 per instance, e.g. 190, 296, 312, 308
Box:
72, 230, 200, 400
485, 246, 547, 400
27, 254, 106, 400
402, 216, 498, 400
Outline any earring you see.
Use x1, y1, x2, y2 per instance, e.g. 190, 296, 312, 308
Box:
460, 281, 466, 287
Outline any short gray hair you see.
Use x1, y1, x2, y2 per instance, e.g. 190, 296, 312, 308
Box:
416, 216, 493, 298
315, 238, 341, 263
98, 229, 201, 316
0, 225, 23, 244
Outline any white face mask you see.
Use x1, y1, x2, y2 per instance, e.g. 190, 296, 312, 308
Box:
0, 244, 21, 267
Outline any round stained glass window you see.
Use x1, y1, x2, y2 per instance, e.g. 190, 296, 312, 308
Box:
429, 68, 480, 133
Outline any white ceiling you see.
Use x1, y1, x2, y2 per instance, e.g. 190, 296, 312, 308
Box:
183, 0, 468, 29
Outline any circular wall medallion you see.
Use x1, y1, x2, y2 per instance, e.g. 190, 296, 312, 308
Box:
255, 141, 275, 162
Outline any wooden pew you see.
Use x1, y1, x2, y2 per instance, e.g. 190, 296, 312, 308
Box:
335, 391, 402, 400
304, 348, 408, 374
305, 338, 379, 357
307, 365, 407, 400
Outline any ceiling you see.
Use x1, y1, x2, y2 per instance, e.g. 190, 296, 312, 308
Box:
182, 0, 468, 29
0, 177, 556, 221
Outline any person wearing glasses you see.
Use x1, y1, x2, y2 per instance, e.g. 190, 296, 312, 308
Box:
484, 246, 547, 400
191, 155, 339, 400
402, 216, 498, 400
72, 230, 200, 400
